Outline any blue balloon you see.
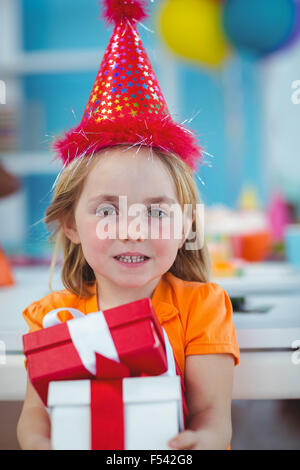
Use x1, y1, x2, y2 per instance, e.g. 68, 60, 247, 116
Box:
283, 0, 300, 48
223, 0, 297, 56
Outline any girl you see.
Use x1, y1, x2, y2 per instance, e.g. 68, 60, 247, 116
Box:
17, 144, 240, 450
17, 0, 240, 450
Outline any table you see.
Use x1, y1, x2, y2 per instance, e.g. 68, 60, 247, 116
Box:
233, 294, 300, 399
215, 262, 300, 297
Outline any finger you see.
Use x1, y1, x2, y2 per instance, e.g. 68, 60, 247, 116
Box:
168, 430, 197, 449
32, 437, 52, 450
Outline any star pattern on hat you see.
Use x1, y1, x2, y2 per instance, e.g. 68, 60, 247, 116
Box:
82, 23, 169, 125
54, 1, 202, 170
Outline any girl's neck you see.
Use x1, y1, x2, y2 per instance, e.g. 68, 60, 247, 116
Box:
95, 275, 162, 311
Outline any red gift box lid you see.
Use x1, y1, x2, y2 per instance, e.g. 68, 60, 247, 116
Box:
23, 298, 164, 356
103, 298, 165, 347
23, 322, 70, 355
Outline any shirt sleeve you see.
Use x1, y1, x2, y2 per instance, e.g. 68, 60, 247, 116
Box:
184, 283, 240, 366
22, 292, 76, 334
22, 291, 82, 369
22, 294, 67, 370
22, 300, 46, 334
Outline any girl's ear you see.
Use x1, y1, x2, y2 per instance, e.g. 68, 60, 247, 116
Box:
60, 213, 81, 245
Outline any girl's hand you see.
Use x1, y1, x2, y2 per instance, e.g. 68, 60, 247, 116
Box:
28, 435, 52, 450
168, 429, 212, 450
168, 430, 204, 450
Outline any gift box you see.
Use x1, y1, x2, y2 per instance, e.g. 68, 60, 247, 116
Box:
48, 376, 184, 450
23, 298, 168, 404
49, 327, 188, 450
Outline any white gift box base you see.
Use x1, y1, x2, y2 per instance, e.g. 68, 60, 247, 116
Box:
48, 376, 184, 450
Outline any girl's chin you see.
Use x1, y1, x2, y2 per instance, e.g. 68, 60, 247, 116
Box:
114, 277, 148, 286
111, 273, 151, 287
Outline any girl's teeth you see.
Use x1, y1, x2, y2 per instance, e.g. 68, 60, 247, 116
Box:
116, 255, 147, 263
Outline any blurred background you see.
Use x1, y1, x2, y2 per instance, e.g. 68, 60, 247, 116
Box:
1, 0, 300, 450
0, 0, 300, 271
0, 0, 300, 268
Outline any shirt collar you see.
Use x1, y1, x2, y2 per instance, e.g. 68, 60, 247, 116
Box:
151, 272, 180, 323
84, 272, 179, 324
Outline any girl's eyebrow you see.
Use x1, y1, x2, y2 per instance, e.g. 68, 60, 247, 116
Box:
88, 194, 119, 203
88, 194, 176, 204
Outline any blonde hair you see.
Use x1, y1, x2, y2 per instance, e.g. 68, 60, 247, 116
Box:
45, 146, 212, 298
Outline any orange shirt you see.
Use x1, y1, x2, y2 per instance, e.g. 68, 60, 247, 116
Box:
23, 271, 239, 450
22, 271, 240, 379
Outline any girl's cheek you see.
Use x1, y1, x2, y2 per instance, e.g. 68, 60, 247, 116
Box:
78, 217, 106, 246
151, 238, 178, 257
80, 220, 98, 241
151, 218, 182, 244
82, 232, 113, 261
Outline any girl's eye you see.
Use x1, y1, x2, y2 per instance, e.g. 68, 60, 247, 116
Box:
148, 208, 167, 218
96, 205, 117, 217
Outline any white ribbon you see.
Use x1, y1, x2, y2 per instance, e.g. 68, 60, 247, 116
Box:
68, 312, 120, 375
161, 329, 176, 377
161, 329, 184, 432
42, 307, 85, 328
42, 308, 119, 375
42, 307, 177, 377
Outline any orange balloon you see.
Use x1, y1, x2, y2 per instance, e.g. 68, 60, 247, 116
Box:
0, 245, 14, 287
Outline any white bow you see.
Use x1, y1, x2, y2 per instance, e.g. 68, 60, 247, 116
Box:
42, 307, 176, 377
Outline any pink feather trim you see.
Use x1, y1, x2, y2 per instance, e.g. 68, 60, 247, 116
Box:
101, 0, 149, 25
53, 115, 202, 170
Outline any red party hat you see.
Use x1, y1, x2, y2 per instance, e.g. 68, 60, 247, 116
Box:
53, 0, 202, 170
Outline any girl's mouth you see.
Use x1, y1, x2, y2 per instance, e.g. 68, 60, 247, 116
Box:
113, 255, 150, 267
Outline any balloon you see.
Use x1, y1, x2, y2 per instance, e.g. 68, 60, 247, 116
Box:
223, 0, 297, 56
158, 0, 230, 67
282, 0, 300, 49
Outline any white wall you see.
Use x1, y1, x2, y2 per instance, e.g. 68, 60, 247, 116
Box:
262, 39, 300, 206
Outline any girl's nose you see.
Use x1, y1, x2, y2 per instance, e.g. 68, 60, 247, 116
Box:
118, 214, 148, 241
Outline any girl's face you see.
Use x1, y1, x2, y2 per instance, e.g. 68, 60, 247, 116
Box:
63, 147, 189, 289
